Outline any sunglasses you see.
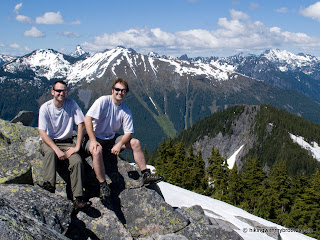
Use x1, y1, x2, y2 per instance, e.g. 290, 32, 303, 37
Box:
53, 89, 67, 93
114, 87, 127, 93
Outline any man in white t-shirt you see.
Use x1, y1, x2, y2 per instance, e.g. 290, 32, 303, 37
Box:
84, 78, 164, 200
38, 80, 91, 210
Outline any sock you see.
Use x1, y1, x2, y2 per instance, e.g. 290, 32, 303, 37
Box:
141, 169, 151, 174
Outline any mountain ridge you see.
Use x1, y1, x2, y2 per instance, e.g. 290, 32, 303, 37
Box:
1, 46, 320, 150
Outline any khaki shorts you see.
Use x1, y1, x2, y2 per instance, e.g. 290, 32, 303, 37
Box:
83, 134, 123, 154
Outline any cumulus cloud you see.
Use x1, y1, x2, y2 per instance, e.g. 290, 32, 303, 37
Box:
300, 2, 320, 22
24, 27, 45, 37
276, 7, 287, 13
16, 15, 32, 24
35, 12, 64, 24
14, 3, 22, 14
71, 20, 81, 25
9, 43, 20, 49
58, 31, 80, 38
82, 9, 320, 56
249, 2, 259, 10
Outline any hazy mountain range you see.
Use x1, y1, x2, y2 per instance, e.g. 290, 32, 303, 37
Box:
1, 46, 320, 150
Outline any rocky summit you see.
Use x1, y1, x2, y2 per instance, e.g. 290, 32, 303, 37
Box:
0, 115, 246, 240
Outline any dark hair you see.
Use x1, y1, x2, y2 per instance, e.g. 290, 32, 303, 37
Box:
52, 80, 67, 89
112, 78, 129, 93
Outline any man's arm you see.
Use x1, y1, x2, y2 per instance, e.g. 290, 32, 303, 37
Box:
65, 122, 85, 158
84, 115, 102, 153
39, 129, 66, 160
111, 132, 132, 155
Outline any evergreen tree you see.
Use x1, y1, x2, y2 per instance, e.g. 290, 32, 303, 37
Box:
168, 140, 186, 185
240, 156, 266, 213
206, 147, 229, 201
182, 147, 208, 194
288, 170, 320, 239
255, 178, 273, 219
226, 163, 243, 206
269, 161, 292, 224
155, 137, 175, 180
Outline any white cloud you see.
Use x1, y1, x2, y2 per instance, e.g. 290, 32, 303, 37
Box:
58, 31, 80, 38
14, 3, 22, 14
70, 20, 81, 25
249, 2, 259, 10
24, 27, 45, 37
0, 43, 5, 47
276, 7, 287, 13
300, 2, 320, 22
9, 43, 20, 49
16, 15, 32, 24
230, 9, 249, 20
82, 9, 320, 56
35, 12, 64, 24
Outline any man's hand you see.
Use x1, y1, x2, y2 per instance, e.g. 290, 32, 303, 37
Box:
65, 146, 79, 158
55, 148, 67, 160
89, 140, 102, 154
111, 142, 122, 156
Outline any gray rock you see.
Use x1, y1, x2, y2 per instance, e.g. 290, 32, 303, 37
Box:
0, 184, 73, 239
66, 197, 133, 240
0, 117, 249, 240
176, 206, 243, 240
119, 187, 189, 238
236, 216, 280, 239
0, 119, 40, 184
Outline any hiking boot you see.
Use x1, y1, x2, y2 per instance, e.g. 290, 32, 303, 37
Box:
142, 169, 164, 185
99, 181, 111, 200
73, 197, 92, 210
38, 181, 55, 193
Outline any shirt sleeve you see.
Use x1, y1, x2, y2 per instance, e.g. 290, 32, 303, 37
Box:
38, 104, 48, 131
86, 97, 103, 120
72, 100, 85, 125
122, 108, 134, 134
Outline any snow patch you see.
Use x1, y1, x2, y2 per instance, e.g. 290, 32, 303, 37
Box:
227, 145, 244, 169
289, 133, 320, 161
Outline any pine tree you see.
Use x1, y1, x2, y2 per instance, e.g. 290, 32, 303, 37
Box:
155, 138, 175, 180
240, 156, 266, 213
182, 147, 208, 194
288, 170, 320, 239
226, 163, 243, 206
206, 147, 229, 201
269, 161, 292, 224
168, 140, 186, 185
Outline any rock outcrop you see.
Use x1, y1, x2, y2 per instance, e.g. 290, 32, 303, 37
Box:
0, 116, 244, 239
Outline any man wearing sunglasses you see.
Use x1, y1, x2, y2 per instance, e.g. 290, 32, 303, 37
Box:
84, 78, 164, 200
38, 80, 91, 210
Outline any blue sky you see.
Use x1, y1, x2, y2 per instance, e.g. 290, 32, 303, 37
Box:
1, 0, 320, 57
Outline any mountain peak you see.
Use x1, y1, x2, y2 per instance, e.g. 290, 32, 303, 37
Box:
70, 45, 87, 58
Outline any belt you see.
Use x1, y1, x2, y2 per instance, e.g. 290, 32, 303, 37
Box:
53, 138, 73, 143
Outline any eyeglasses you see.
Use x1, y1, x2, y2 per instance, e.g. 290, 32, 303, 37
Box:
53, 89, 67, 93
114, 87, 127, 93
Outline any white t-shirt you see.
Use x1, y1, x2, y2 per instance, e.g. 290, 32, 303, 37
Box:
38, 98, 84, 140
86, 95, 134, 140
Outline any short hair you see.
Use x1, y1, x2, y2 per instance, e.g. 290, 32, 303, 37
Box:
52, 80, 67, 89
112, 78, 129, 93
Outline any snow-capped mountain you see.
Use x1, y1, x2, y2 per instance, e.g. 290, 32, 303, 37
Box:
1, 46, 320, 151
0, 54, 16, 66
263, 49, 319, 73
66, 46, 235, 85
3, 49, 74, 80
205, 49, 320, 102
69, 45, 90, 59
